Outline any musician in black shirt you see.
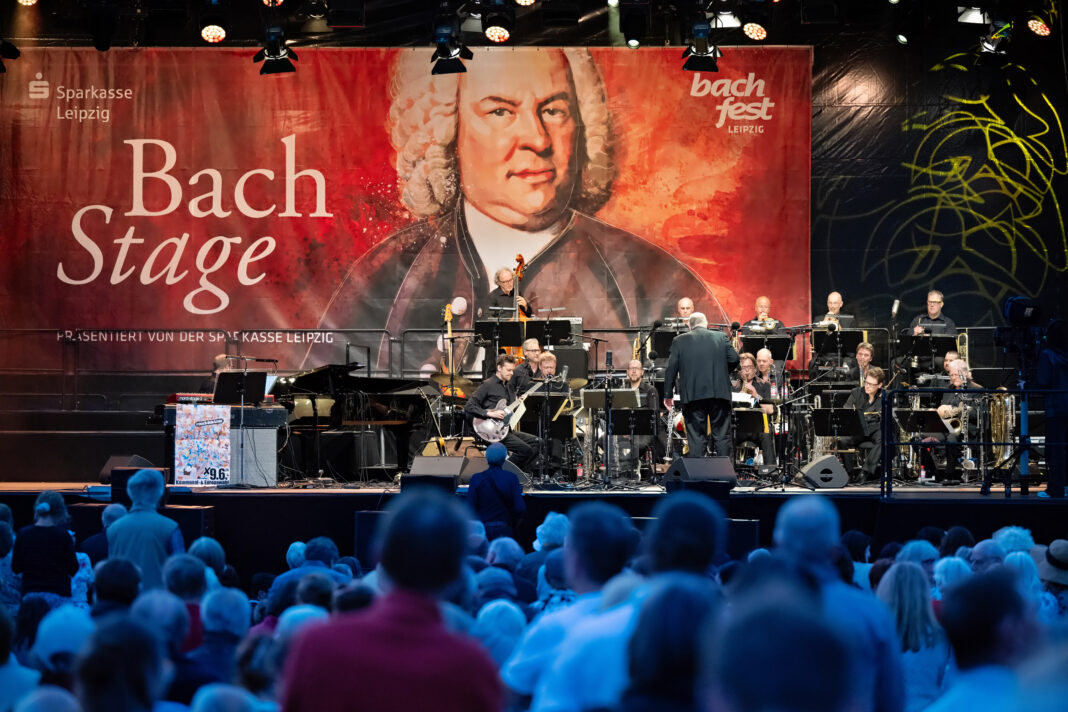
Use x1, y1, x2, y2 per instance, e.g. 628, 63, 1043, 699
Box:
486, 267, 533, 318
919, 359, 979, 484
841, 366, 886, 483
465, 354, 540, 472
626, 358, 663, 466
733, 352, 776, 466
512, 339, 541, 393
909, 290, 957, 336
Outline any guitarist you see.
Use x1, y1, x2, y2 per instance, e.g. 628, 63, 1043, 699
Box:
465, 354, 541, 472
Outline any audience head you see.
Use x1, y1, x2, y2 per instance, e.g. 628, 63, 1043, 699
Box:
470, 599, 527, 667
839, 530, 871, 564
303, 536, 340, 567
0, 502, 11, 526
485, 442, 508, 466
100, 503, 127, 528
75, 616, 168, 712
189, 683, 259, 712
773, 496, 840, 568
235, 633, 280, 697
939, 525, 975, 558
535, 511, 569, 551
941, 568, 1037, 669
13, 595, 52, 653
163, 554, 208, 602
33, 491, 68, 524
377, 489, 469, 594
970, 539, 1007, 573
868, 558, 894, 591
487, 537, 524, 572
33, 605, 96, 675
896, 540, 939, 583
993, 525, 1035, 555
543, 548, 567, 590
933, 556, 972, 595
285, 541, 306, 569
337, 556, 363, 578
704, 591, 854, 712
126, 469, 166, 509
274, 604, 329, 645
914, 526, 945, 548
13, 686, 80, 712
647, 492, 726, 574
626, 573, 722, 706
563, 502, 633, 592
189, 537, 227, 577
92, 558, 142, 607
476, 566, 518, 607
295, 572, 336, 610
0, 521, 13, 559
201, 587, 251, 639
877, 541, 902, 560
1033, 539, 1068, 595
332, 583, 376, 613
1003, 551, 1047, 611
877, 561, 941, 652
131, 589, 191, 655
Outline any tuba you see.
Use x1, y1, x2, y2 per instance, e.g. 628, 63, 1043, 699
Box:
988, 387, 1016, 466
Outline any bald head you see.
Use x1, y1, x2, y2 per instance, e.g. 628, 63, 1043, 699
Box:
755, 296, 771, 319
826, 292, 843, 314
677, 297, 695, 318
756, 348, 773, 375
774, 496, 841, 566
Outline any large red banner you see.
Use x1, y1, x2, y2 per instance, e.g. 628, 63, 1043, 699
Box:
0, 46, 811, 372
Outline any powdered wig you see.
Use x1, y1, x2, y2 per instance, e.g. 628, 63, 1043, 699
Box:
388, 49, 617, 218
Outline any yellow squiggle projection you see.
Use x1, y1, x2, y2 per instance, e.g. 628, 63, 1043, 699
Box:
858, 52, 1068, 318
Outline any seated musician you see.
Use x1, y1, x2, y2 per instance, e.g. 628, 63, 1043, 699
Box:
847, 342, 875, 388
918, 359, 980, 485
754, 348, 785, 398
198, 353, 230, 394
943, 350, 959, 373
742, 296, 788, 336
512, 339, 542, 393
626, 358, 664, 466
487, 267, 533, 318
840, 366, 886, 484
733, 352, 776, 466
536, 351, 572, 477
465, 354, 541, 472
676, 297, 695, 319
818, 291, 857, 328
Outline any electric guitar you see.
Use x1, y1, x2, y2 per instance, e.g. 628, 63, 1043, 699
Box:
472, 380, 545, 442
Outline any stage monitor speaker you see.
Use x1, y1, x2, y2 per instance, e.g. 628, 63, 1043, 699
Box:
801, 455, 849, 489
98, 454, 154, 484
666, 457, 737, 484
458, 455, 524, 484
110, 467, 171, 508
402, 456, 464, 493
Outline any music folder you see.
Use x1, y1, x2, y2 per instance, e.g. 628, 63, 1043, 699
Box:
810, 407, 867, 438
580, 389, 641, 410
213, 370, 269, 406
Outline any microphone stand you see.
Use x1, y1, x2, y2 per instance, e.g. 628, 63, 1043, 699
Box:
603, 352, 615, 486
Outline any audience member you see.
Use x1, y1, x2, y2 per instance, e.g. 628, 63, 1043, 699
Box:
938, 526, 975, 559
12, 686, 80, 712
190, 683, 260, 712
282, 489, 503, 712
876, 562, 953, 712
475, 566, 524, 614
235, 633, 282, 704
471, 599, 528, 668
295, 572, 335, 610
10, 492, 79, 606
130, 589, 217, 705
107, 469, 184, 590
190, 587, 251, 686
773, 496, 904, 712
516, 512, 569, 592
189, 536, 228, 588
878, 541, 903, 561
992, 526, 1036, 555
274, 605, 329, 648
336, 556, 363, 579
89, 558, 141, 619
925, 569, 1037, 712
32, 604, 96, 689
1003, 551, 1059, 624
11, 596, 51, 666
531, 492, 725, 712
932, 557, 972, 601
466, 442, 526, 541
502, 502, 633, 699
0, 504, 12, 527
487, 537, 536, 603
841, 529, 873, 591
528, 549, 576, 617
163, 553, 209, 653
1032, 538, 1068, 616
76, 616, 169, 712
619, 573, 722, 712
969, 539, 1006, 573
78, 503, 126, 567
0, 522, 19, 615
267, 537, 349, 599
332, 583, 376, 614
0, 606, 40, 712
285, 542, 306, 570
896, 540, 939, 586
249, 578, 298, 638
914, 526, 945, 549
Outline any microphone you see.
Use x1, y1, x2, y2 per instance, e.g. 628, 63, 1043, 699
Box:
891, 299, 900, 319
731, 321, 741, 332
238, 357, 278, 363
559, 365, 570, 382
827, 321, 839, 333
652, 319, 664, 329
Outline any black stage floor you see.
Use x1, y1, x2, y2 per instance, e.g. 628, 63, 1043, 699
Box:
2, 478, 1065, 588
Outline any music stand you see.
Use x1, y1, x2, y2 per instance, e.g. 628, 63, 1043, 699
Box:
895, 408, 948, 435
475, 320, 524, 369
650, 330, 678, 360
899, 334, 957, 371
213, 370, 268, 406
524, 320, 574, 347
580, 389, 641, 410
732, 408, 768, 437
811, 407, 867, 440
813, 329, 864, 367
740, 335, 793, 361
552, 347, 590, 387
608, 407, 657, 480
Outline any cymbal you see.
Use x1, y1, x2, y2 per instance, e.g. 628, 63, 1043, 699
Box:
430, 373, 476, 392
569, 378, 589, 389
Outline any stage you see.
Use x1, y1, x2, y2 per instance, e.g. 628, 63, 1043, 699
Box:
1, 477, 1063, 589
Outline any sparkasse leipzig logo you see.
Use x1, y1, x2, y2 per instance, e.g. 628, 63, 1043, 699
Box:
29, 73, 50, 99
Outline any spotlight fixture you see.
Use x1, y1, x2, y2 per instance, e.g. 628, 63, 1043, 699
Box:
515, 0, 535, 6
432, 2, 472, 74
895, 32, 908, 44
1026, 16, 1050, 36
253, 26, 298, 74
0, 39, 20, 73
620, 0, 649, 48
198, 0, 230, 44
683, 12, 719, 71
17, 0, 38, 6
737, 0, 771, 40
979, 19, 1010, 54
482, 0, 514, 42
263, 0, 283, 6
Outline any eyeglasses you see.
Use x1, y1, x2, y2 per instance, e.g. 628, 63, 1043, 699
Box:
864, 380, 880, 387
927, 300, 943, 305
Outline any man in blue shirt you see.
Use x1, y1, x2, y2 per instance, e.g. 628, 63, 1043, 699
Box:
467, 443, 526, 541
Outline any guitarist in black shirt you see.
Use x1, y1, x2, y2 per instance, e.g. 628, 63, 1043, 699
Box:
466, 354, 541, 472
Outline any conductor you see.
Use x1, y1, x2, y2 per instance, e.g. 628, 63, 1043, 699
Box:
663, 312, 740, 458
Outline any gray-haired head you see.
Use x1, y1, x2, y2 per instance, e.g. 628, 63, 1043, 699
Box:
200, 587, 251, 639
101, 503, 127, 527
773, 496, 841, 566
689, 312, 708, 329
127, 469, 165, 509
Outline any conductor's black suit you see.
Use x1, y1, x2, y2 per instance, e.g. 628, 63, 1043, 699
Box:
664, 325, 740, 457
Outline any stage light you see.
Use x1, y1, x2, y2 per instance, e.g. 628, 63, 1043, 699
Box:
263, 0, 283, 5
198, 0, 229, 44
683, 11, 719, 71
515, 0, 535, 6
253, 26, 298, 75
887, 0, 899, 4
895, 32, 908, 44
743, 22, 767, 40
482, 0, 514, 42
0, 39, 20, 73
607, 0, 619, 6
620, 1, 649, 48
1027, 16, 1051, 36
432, 2, 472, 74
17, 0, 38, 6
957, 7, 987, 24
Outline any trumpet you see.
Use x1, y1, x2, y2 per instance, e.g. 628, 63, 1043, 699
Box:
956, 331, 969, 364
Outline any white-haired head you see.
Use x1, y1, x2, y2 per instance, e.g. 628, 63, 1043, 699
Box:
689, 312, 708, 329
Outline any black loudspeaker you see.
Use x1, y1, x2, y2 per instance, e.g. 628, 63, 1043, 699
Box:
98, 454, 154, 484
110, 467, 171, 508
800, 455, 849, 489
401, 456, 465, 493
458, 455, 524, 484
666, 457, 737, 484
